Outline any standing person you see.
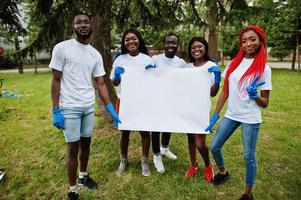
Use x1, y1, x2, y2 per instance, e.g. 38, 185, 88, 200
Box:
207, 25, 272, 200
149, 33, 186, 173
110, 28, 155, 177
50, 13, 120, 200
185, 37, 221, 183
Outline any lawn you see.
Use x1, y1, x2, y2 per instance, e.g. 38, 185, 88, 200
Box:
0, 69, 300, 200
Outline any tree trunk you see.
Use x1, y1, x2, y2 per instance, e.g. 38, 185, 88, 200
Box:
206, 0, 219, 62
292, 48, 296, 70
34, 53, 38, 74
89, 1, 116, 122
208, 27, 219, 62
14, 36, 23, 74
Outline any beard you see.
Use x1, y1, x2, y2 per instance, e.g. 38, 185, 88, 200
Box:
74, 29, 92, 40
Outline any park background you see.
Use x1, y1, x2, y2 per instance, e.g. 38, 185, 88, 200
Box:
0, 0, 300, 199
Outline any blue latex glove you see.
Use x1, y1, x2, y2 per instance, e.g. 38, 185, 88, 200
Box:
145, 64, 156, 70
205, 112, 220, 132
208, 65, 221, 83
52, 107, 64, 129
105, 103, 121, 126
114, 66, 125, 82
246, 76, 265, 100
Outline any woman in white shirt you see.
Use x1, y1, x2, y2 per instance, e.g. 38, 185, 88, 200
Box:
207, 25, 272, 200
110, 28, 155, 177
185, 37, 221, 183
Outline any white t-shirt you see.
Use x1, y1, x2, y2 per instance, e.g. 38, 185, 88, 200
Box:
49, 39, 105, 108
110, 53, 154, 97
186, 60, 216, 86
152, 54, 186, 68
222, 58, 272, 123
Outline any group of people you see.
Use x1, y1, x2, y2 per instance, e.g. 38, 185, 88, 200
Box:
50, 13, 272, 200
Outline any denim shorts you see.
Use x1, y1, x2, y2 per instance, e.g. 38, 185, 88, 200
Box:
61, 105, 95, 143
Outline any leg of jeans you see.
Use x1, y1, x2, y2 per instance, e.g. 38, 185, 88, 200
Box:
151, 132, 160, 155
241, 123, 260, 188
210, 117, 240, 168
161, 132, 171, 148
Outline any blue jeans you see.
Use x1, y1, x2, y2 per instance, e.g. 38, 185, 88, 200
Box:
210, 117, 260, 187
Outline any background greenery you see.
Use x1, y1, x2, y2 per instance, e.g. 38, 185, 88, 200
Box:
0, 68, 300, 200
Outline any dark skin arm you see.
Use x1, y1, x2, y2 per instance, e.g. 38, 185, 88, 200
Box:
94, 76, 111, 105
255, 90, 270, 108
210, 83, 220, 97
51, 69, 62, 108
214, 90, 228, 114
112, 79, 120, 86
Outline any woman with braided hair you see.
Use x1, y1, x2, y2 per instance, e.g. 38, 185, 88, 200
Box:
206, 25, 272, 200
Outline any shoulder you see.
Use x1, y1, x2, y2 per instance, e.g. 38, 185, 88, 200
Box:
89, 46, 103, 58
206, 60, 217, 66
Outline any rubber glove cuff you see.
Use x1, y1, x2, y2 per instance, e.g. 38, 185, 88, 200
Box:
105, 103, 121, 126
205, 112, 220, 132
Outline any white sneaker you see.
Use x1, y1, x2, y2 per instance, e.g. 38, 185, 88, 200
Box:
141, 157, 151, 177
116, 158, 128, 176
153, 155, 165, 173
160, 147, 177, 160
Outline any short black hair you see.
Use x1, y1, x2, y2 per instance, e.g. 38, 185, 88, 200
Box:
120, 28, 148, 55
164, 32, 180, 43
188, 37, 211, 63
73, 12, 91, 21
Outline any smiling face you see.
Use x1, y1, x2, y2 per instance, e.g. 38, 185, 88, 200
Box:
124, 32, 140, 56
241, 30, 261, 58
72, 14, 92, 40
190, 41, 206, 61
164, 35, 179, 58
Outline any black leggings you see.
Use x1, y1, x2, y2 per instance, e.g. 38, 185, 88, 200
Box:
151, 132, 171, 154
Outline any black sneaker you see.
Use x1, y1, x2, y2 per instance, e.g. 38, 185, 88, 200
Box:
239, 194, 253, 200
212, 171, 229, 185
77, 174, 98, 189
68, 191, 79, 200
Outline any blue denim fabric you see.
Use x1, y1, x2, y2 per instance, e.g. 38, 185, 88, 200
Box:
61, 105, 95, 143
210, 117, 260, 187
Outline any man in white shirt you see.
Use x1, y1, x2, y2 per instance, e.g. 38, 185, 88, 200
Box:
49, 13, 120, 200
150, 33, 186, 173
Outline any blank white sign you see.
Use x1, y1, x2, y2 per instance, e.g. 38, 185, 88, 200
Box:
118, 67, 212, 134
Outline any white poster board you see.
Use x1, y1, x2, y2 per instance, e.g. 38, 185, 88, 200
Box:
118, 67, 212, 134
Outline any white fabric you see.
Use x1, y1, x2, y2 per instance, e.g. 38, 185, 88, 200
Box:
222, 58, 272, 123
49, 39, 105, 108
186, 61, 217, 86
110, 53, 155, 97
152, 54, 186, 68
118, 67, 212, 134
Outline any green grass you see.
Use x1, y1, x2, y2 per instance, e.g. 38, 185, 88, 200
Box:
0, 69, 300, 200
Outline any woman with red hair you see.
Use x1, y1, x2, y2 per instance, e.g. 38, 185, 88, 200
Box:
206, 25, 272, 200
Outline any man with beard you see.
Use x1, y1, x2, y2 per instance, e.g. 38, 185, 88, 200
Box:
149, 33, 186, 173
49, 13, 120, 200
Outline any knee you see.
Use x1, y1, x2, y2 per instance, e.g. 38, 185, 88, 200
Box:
68, 144, 79, 158
210, 143, 218, 153
243, 154, 256, 166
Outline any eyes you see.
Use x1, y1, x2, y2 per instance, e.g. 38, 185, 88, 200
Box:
241, 37, 258, 44
74, 20, 90, 25
125, 36, 138, 43
191, 44, 204, 50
